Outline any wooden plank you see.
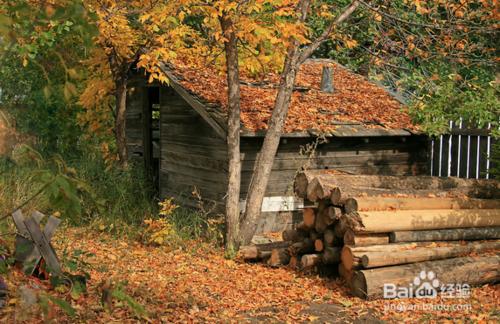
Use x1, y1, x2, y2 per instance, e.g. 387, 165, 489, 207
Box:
161, 133, 227, 147
162, 150, 418, 174
31, 211, 45, 223
162, 142, 227, 157
23, 215, 62, 276
161, 122, 223, 138
240, 126, 412, 137
163, 152, 227, 172
441, 134, 450, 177
12, 210, 29, 236
239, 196, 306, 213
21, 214, 61, 276
459, 132, 469, 178
490, 137, 498, 179
244, 150, 422, 163
450, 132, 459, 177
450, 128, 491, 136
13, 210, 35, 267
240, 135, 427, 152
161, 163, 228, 184
161, 174, 227, 198
43, 216, 62, 239
160, 132, 227, 148
158, 64, 227, 138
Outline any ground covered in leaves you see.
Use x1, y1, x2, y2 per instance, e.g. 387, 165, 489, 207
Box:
1, 227, 498, 323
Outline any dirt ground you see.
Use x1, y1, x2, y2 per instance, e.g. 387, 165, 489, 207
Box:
0, 227, 498, 323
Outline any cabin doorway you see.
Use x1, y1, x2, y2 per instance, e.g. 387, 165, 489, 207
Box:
145, 86, 160, 193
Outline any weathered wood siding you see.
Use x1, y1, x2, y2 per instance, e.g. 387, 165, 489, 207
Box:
240, 136, 428, 196
159, 87, 228, 210
241, 136, 429, 232
131, 79, 429, 234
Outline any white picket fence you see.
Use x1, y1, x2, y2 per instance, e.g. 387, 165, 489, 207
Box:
430, 120, 496, 179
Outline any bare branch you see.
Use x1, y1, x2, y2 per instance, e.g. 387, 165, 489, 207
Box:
298, 1, 360, 64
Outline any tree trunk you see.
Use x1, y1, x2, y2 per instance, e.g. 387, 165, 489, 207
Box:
341, 242, 431, 270
115, 77, 128, 168
352, 209, 500, 233
220, 16, 242, 251
239, 45, 301, 245
307, 177, 341, 202
238, 0, 360, 245
360, 240, 500, 268
355, 197, 500, 211
238, 241, 291, 260
390, 227, 500, 243
351, 255, 500, 299
343, 229, 389, 246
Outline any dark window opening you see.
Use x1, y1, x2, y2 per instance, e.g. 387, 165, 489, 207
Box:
145, 87, 160, 193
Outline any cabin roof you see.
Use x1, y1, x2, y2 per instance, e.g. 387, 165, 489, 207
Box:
157, 59, 419, 138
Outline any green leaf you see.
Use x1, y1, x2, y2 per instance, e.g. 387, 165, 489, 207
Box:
112, 286, 147, 318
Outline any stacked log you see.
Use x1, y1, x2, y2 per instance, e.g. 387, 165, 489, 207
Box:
299, 171, 500, 298
239, 205, 343, 270
240, 171, 500, 300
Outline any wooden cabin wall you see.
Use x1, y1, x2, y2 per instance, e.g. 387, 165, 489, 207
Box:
241, 135, 429, 233
240, 136, 428, 196
159, 87, 228, 210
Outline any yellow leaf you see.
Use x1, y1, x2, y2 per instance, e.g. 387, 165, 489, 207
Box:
43, 86, 51, 99
68, 68, 80, 79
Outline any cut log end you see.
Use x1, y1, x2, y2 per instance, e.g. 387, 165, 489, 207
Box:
314, 239, 324, 252
267, 248, 290, 267
351, 271, 368, 299
341, 246, 356, 270
301, 254, 321, 268
303, 208, 316, 228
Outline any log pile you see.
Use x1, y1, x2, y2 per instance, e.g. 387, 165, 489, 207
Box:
239, 206, 342, 269
239, 171, 500, 300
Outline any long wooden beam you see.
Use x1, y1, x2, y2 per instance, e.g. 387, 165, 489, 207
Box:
354, 209, 500, 233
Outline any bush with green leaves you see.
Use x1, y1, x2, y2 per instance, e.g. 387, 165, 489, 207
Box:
0, 144, 156, 229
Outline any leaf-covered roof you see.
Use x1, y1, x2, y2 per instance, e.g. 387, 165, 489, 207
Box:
162, 59, 418, 135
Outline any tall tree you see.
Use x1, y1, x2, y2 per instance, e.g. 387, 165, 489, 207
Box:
140, 0, 498, 248
139, 0, 292, 250
219, 13, 241, 253
80, 0, 147, 167
239, 0, 361, 245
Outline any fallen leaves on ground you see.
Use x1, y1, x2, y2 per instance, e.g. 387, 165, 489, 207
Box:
0, 227, 498, 323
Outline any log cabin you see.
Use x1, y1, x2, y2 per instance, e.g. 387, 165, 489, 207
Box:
125, 59, 429, 233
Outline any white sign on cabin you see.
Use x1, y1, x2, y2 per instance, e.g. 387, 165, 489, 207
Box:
239, 196, 314, 213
